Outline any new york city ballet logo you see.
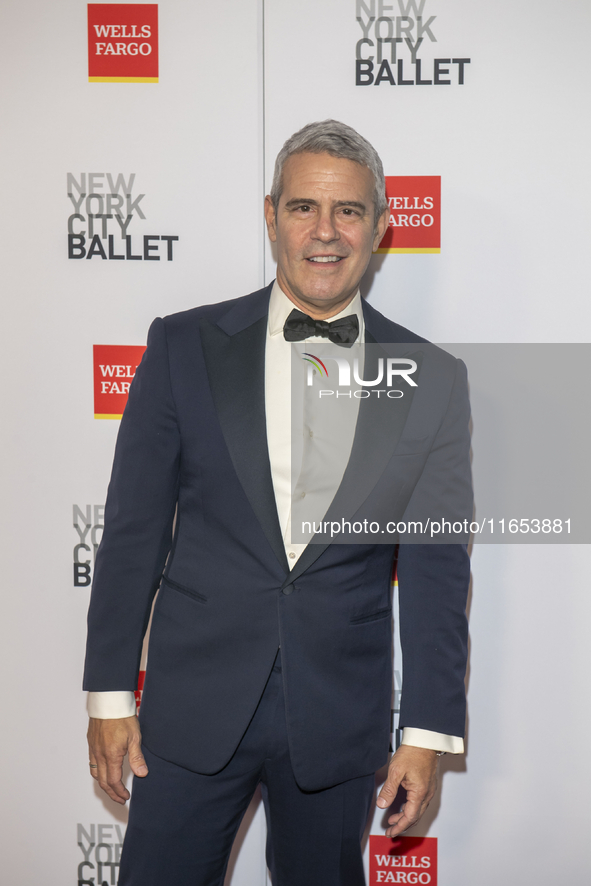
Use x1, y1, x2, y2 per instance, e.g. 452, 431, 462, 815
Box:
67, 171, 180, 262
93, 344, 146, 419
376, 177, 440, 254
303, 352, 418, 398
73, 504, 104, 587
88, 4, 158, 82
369, 836, 437, 884
354, 0, 470, 89
77, 823, 125, 885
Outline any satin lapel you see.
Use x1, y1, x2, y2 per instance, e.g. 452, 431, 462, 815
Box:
285, 324, 422, 587
200, 311, 289, 574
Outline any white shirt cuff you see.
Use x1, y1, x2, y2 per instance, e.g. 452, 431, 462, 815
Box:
87, 691, 137, 719
401, 727, 464, 754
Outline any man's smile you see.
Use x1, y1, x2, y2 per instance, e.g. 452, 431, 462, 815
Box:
306, 255, 344, 263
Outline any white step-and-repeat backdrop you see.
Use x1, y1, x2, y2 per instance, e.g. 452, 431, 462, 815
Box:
1, 1, 590, 884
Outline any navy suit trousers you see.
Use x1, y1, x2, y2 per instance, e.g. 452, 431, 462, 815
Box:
119, 652, 375, 886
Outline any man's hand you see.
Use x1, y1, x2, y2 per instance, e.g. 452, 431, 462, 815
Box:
87, 716, 148, 805
376, 745, 438, 837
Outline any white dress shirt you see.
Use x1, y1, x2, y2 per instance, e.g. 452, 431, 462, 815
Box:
88, 282, 463, 755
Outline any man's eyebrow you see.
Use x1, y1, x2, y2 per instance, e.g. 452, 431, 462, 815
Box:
284, 198, 320, 209
283, 198, 368, 212
334, 200, 368, 212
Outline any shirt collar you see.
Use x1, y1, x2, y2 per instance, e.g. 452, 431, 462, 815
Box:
268, 279, 364, 339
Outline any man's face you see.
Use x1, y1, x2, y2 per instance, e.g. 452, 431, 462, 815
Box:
265, 152, 389, 318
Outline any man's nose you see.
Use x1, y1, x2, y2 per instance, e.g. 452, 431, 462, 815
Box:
311, 209, 339, 241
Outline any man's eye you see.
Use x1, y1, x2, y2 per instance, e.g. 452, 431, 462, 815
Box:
298, 205, 311, 212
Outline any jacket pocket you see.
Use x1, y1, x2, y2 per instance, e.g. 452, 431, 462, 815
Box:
161, 575, 207, 604
349, 607, 392, 626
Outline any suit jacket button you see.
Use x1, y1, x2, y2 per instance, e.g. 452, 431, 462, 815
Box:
282, 584, 294, 596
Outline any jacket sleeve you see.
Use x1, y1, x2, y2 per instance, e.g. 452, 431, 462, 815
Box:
83, 317, 181, 691
396, 357, 472, 738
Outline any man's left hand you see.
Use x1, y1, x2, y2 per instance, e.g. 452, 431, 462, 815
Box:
376, 745, 438, 837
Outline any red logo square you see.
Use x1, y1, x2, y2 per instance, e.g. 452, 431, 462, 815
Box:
135, 670, 146, 712
93, 344, 146, 419
369, 835, 437, 885
88, 4, 158, 82
377, 176, 441, 253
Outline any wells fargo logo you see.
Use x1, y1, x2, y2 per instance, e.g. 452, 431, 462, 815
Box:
135, 670, 146, 711
88, 4, 158, 83
370, 836, 437, 884
376, 176, 440, 254
93, 344, 146, 419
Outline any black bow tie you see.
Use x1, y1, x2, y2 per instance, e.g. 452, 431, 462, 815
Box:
283, 309, 359, 346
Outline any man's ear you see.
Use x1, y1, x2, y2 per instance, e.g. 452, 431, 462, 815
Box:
373, 207, 389, 251
264, 195, 277, 242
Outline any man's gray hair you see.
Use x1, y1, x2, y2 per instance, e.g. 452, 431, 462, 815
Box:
270, 120, 388, 224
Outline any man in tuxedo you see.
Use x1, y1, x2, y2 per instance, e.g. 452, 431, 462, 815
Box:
85, 120, 471, 885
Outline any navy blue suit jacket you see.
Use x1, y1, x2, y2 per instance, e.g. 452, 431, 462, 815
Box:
84, 284, 471, 791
